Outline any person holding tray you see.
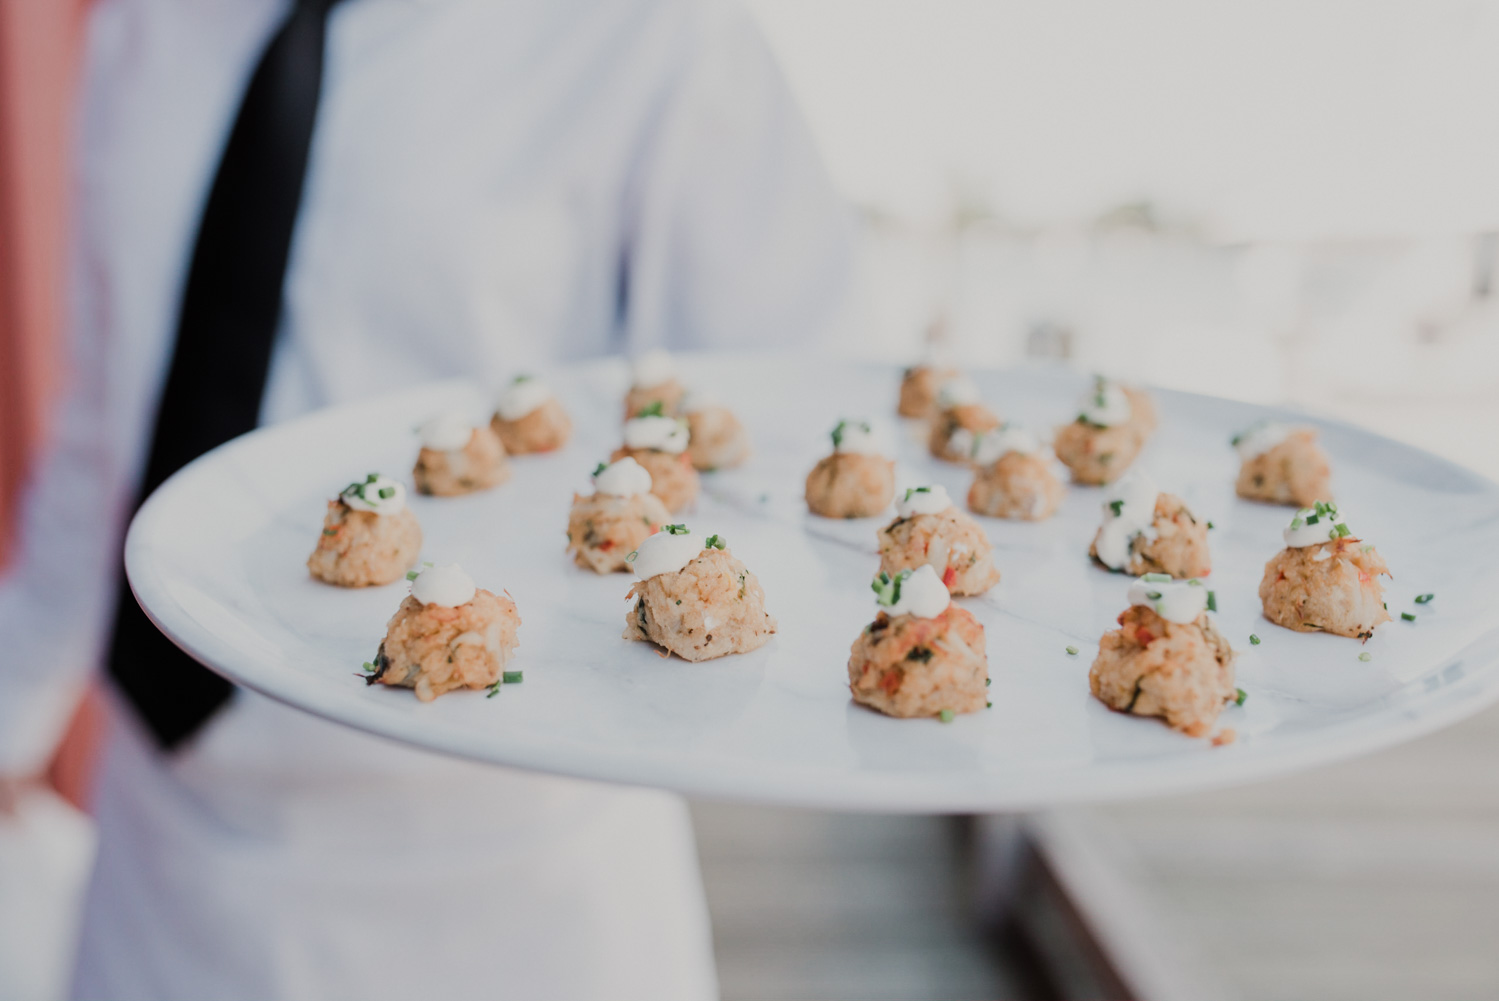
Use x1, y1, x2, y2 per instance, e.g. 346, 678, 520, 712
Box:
0, 1, 854, 998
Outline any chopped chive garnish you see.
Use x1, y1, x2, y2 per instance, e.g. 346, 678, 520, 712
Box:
378, 486, 395, 499
1234, 688, 1247, 706
1333, 522, 1351, 538
593, 462, 608, 476
938, 709, 955, 723
1249, 634, 1261, 645
1207, 521, 1215, 530
624, 551, 638, 563
636, 401, 666, 418
871, 569, 911, 607
322, 528, 337, 536
903, 486, 932, 502
1206, 591, 1217, 612
502, 670, 523, 684
1401, 612, 1416, 622
986, 701, 993, 709
362, 661, 376, 673
705, 534, 726, 550
985, 678, 991, 687
1109, 499, 1125, 517
486, 680, 501, 698
663, 524, 689, 535
1358, 651, 1372, 662
405, 570, 420, 581
1066, 645, 1079, 656
366, 473, 379, 482
1146, 590, 1162, 600
1415, 593, 1434, 604
1142, 573, 1172, 583
1305, 514, 1319, 525
1290, 517, 1304, 530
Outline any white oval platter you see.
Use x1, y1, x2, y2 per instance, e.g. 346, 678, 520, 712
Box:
124, 355, 1499, 812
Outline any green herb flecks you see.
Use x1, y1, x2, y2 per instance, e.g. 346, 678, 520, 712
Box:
1142, 573, 1172, 583
1066, 645, 1079, 656
663, 524, 689, 535
1401, 612, 1416, 622
1249, 634, 1261, 645
593, 462, 608, 477
938, 709, 955, 723
1206, 591, 1218, 613
705, 534, 727, 550
503, 670, 523, 684
1109, 499, 1125, 517
903, 486, 932, 503
871, 569, 912, 607
1415, 593, 1435, 604
1235, 688, 1248, 706
1358, 651, 1372, 662
636, 401, 666, 419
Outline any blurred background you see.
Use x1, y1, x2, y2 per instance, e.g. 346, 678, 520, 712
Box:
4, 2, 1499, 999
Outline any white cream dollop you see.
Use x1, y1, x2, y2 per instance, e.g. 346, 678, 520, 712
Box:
418, 411, 475, 451
1095, 469, 1160, 571
970, 423, 1042, 465
340, 474, 406, 516
593, 456, 653, 497
896, 484, 954, 518
623, 415, 689, 453
627, 527, 704, 580
1283, 502, 1351, 548
831, 419, 884, 456
1079, 378, 1132, 427
630, 349, 676, 389
411, 563, 477, 608
496, 376, 555, 421
1128, 575, 1209, 624
1233, 419, 1293, 461
937, 377, 982, 410
883, 564, 951, 619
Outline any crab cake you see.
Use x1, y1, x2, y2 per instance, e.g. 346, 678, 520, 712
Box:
965, 424, 1065, 521
365, 564, 520, 702
622, 349, 685, 420
1232, 420, 1332, 508
848, 565, 989, 719
1090, 469, 1211, 579
566, 457, 672, 574
622, 527, 776, 661
308, 474, 423, 587
490, 375, 571, 455
1259, 501, 1391, 640
1053, 377, 1154, 484
412, 412, 510, 496
683, 392, 751, 471
878, 485, 1000, 596
928, 377, 1001, 463
612, 407, 698, 512
1090, 576, 1236, 738
805, 419, 895, 519
898, 364, 959, 419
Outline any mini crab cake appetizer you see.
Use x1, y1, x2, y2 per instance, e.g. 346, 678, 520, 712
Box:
622, 348, 685, 420
848, 565, 989, 719
683, 391, 751, 471
1259, 501, 1391, 640
622, 526, 776, 661
1090, 575, 1236, 738
928, 377, 1002, 464
878, 485, 1000, 596
805, 419, 896, 519
897, 363, 960, 419
1053, 376, 1155, 484
307, 473, 423, 587
611, 404, 699, 513
1232, 419, 1332, 508
490, 375, 571, 455
965, 424, 1065, 521
412, 411, 510, 496
566, 457, 672, 574
1089, 469, 1211, 579
365, 564, 521, 702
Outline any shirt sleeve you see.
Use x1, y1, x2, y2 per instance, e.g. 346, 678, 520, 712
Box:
620, 0, 859, 354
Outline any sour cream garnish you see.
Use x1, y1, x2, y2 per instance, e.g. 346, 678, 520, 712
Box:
937, 377, 982, 410
876, 564, 951, 619
496, 376, 554, 421
630, 349, 675, 389
1284, 501, 1351, 548
970, 423, 1042, 465
1128, 575, 1209, 624
831, 419, 884, 456
1095, 469, 1160, 571
1232, 419, 1293, 461
341, 474, 406, 516
623, 414, 689, 453
627, 525, 703, 579
411, 563, 476, 608
593, 456, 653, 497
896, 485, 953, 518
419, 411, 474, 451
1079, 378, 1132, 427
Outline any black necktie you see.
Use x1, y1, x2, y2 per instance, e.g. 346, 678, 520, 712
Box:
107, 0, 344, 750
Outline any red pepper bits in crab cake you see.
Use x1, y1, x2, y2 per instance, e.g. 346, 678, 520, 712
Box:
878, 485, 999, 596
412, 412, 510, 497
566, 457, 671, 574
308, 474, 423, 587
1259, 501, 1391, 640
805, 419, 895, 519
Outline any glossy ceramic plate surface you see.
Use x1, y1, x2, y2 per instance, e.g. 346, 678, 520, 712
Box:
125, 356, 1499, 812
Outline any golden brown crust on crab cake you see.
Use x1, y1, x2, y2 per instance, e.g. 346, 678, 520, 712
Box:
928, 403, 1002, 463
622, 547, 776, 661
898, 365, 959, 419
685, 406, 751, 471
623, 379, 685, 421
967, 451, 1065, 521
847, 605, 988, 718
370, 590, 520, 702
491, 397, 572, 455
608, 446, 699, 513
1236, 430, 1332, 508
877, 507, 1000, 596
413, 426, 510, 496
1089, 492, 1212, 579
804, 452, 896, 519
566, 491, 672, 574
1259, 537, 1391, 639
307, 501, 423, 587
1052, 419, 1146, 485
1090, 605, 1235, 737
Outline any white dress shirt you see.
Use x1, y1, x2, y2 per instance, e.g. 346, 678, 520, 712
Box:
0, 0, 854, 996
